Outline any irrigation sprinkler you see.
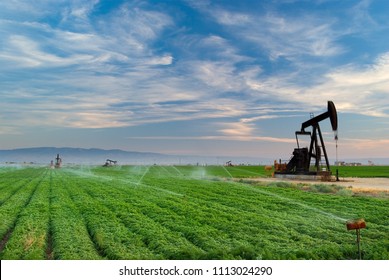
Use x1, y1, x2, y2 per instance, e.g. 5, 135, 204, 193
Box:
346, 218, 366, 260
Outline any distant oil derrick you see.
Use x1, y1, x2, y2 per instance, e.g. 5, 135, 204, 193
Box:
51, 154, 62, 169
103, 159, 117, 167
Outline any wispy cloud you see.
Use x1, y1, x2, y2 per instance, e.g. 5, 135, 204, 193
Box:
126, 135, 295, 144
0, 34, 93, 68
298, 52, 389, 116
211, 8, 345, 59
0, 1, 180, 130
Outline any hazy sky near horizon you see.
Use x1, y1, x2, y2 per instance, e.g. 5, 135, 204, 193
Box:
1, 0, 388, 160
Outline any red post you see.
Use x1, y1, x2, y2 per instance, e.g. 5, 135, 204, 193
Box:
346, 219, 366, 260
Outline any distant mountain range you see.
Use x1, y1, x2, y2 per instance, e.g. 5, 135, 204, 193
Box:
0, 147, 268, 165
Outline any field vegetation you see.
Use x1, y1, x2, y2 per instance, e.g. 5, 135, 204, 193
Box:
335, 165, 389, 178
0, 165, 388, 260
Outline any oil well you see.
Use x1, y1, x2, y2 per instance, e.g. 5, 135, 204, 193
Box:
50, 154, 62, 168
274, 101, 338, 181
103, 159, 117, 167
55, 154, 62, 168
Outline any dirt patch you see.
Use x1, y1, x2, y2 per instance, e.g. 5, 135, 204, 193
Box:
335, 177, 389, 191
0, 228, 13, 253
46, 230, 54, 260
240, 177, 389, 197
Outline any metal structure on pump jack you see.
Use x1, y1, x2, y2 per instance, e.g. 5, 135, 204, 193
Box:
274, 101, 338, 181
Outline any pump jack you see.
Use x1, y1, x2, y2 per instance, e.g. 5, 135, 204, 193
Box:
275, 101, 338, 179
103, 159, 117, 167
55, 154, 62, 168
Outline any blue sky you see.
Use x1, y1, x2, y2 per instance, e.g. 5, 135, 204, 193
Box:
0, 0, 388, 161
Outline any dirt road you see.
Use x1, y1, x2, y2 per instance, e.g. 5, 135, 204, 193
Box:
252, 177, 389, 191
332, 177, 389, 191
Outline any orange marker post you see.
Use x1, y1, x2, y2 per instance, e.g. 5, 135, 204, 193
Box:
346, 219, 366, 259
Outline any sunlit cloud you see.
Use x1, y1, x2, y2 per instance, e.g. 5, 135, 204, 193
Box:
218, 122, 255, 137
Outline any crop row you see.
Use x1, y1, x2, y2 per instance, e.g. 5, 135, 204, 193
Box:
63, 174, 245, 259
61, 170, 350, 259
86, 167, 389, 259
61, 174, 158, 259
1, 166, 388, 259
1, 169, 105, 259
0, 169, 46, 241
63, 170, 209, 259
0, 169, 49, 259
134, 181, 348, 259
49, 171, 103, 259
78, 181, 207, 259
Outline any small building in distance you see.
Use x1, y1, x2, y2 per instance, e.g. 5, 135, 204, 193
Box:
335, 161, 362, 166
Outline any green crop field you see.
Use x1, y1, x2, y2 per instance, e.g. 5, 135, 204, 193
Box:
0, 165, 388, 260
335, 165, 389, 178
